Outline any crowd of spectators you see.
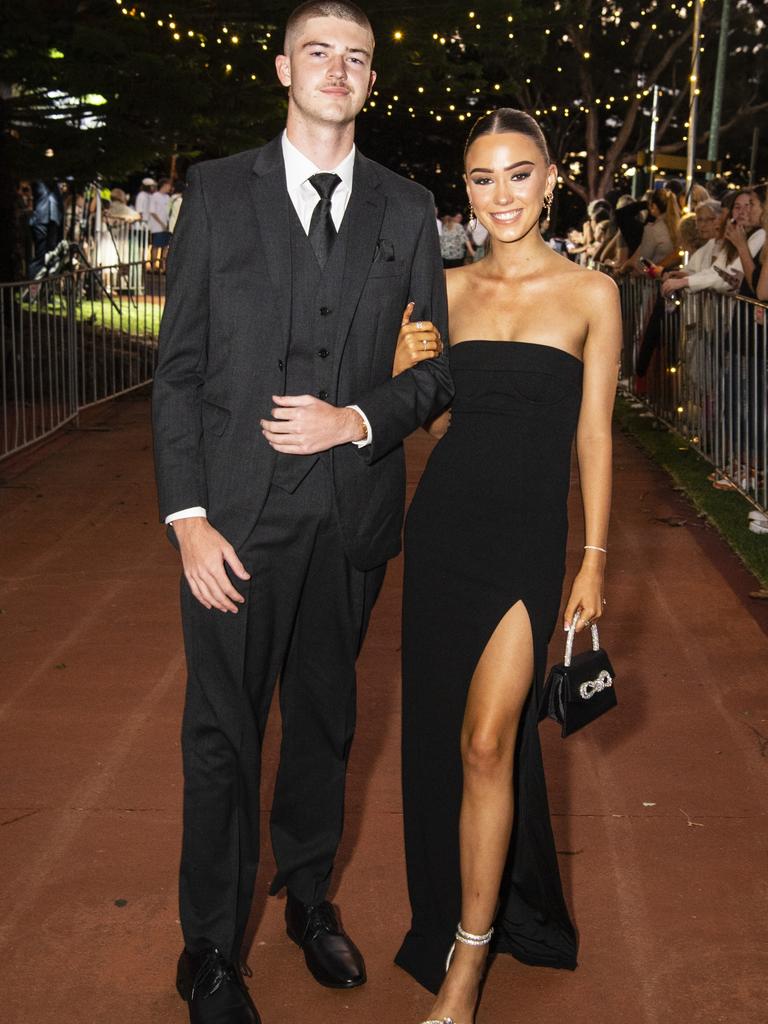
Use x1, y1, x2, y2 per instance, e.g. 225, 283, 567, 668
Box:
564, 178, 767, 304
557, 178, 767, 522
12, 175, 186, 281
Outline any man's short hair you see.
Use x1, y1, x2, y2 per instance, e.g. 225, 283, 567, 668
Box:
284, 1, 374, 54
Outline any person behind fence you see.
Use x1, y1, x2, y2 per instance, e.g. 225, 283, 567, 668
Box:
168, 180, 185, 235
105, 188, 140, 223
587, 207, 617, 264
722, 188, 765, 300
134, 177, 156, 223
152, 3, 453, 1021
661, 189, 765, 298
466, 209, 489, 260
13, 180, 33, 279
622, 189, 682, 380
618, 187, 681, 276
28, 180, 63, 277
148, 177, 172, 271
756, 202, 768, 302
440, 211, 471, 267
677, 183, 712, 255
390, 106, 621, 1024
569, 198, 610, 263
660, 199, 724, 298
598, 195, 632, 269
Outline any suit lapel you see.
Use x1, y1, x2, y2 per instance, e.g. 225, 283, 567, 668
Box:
335, 154, 386, 345
247, 137, 292, 347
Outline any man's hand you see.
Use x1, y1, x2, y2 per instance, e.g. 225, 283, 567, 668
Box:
173, 517, 250, 613
260, 395, 365, 454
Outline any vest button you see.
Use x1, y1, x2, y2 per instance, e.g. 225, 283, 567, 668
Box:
277, 359, 284, 371
318, 389, 328, 401
319, 306, 332, 316
317, 348, 329, 359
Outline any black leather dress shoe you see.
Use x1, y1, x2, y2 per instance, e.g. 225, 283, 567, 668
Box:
176, 947, 261, 1024
285, 892, 366, 988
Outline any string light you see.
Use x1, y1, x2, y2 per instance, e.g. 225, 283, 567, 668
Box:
108, 0, 738, 189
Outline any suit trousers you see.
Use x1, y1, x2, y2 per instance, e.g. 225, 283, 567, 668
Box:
178, 460, 386, 959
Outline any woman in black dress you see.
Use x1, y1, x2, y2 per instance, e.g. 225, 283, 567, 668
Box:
392, 110, 621, 1023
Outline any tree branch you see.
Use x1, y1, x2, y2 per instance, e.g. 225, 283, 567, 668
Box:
656, 100, 768, 153
559, 168, 589, 204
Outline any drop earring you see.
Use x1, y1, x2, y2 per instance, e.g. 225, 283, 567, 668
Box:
543, 191, 554, 216
468, 203, 477, 232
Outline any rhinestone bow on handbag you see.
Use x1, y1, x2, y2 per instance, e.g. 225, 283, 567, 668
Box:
540, 611, 617, 737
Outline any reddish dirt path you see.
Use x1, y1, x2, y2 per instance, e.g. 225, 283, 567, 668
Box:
1, 389, 766, 1024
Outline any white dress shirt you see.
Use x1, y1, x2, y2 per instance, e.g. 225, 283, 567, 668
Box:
166, 133, 372, 525
282, 131, 355, 233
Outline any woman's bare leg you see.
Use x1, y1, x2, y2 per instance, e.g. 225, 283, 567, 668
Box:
424, 602, 533, 1023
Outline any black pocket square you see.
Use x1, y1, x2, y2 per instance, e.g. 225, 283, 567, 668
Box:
373, 239, 395, 262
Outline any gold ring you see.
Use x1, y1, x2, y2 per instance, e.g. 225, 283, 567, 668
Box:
423, 338, 428, 350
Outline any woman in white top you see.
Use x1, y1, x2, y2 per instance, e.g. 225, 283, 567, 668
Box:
662, 190, 765, 297
756, 200, 768, 302
661, 200, 723, 296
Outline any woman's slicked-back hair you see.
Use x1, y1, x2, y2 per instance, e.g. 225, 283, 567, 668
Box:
284, 1, 374, 52
464, 108, 551, 164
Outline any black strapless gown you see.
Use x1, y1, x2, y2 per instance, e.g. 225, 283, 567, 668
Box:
395, 340, 582, 994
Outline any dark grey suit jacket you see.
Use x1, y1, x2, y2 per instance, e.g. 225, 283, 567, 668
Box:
152, 135, 453, 570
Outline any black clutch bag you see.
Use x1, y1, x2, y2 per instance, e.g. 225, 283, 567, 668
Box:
541, 614, 617, 737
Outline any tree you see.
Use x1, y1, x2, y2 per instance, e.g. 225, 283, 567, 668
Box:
1, 0, 765, 273
356, 0, 766, 206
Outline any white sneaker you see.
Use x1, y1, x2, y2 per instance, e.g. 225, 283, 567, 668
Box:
748, 510, 768, 524
748, 520, 768, 535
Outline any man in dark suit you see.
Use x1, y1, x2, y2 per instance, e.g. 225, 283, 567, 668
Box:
152, 3, 452, 1021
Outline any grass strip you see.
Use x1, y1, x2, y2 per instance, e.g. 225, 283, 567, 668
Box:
614, 394, 768, 588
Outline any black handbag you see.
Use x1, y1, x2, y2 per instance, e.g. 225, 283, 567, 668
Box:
541, 613, 617, 737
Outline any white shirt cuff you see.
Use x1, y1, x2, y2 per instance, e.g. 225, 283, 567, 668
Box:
347, 405, 372, 448
165, 507, 207, 524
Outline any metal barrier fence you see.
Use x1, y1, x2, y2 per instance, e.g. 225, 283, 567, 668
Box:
619, 274, 767, 512
1, 263, 163, 461
91, 220, 152, 276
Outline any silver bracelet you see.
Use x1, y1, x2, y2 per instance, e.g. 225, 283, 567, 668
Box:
584, 545, 607, 554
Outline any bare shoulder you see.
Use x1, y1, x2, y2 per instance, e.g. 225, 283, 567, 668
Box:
445, 263, 476, 302
557, 263, 620, 319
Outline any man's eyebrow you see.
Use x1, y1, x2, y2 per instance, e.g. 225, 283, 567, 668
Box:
468, 161, 536, 174
302, 41, 372, 57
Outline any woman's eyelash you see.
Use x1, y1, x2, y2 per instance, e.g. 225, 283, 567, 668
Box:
471, 173, 532, 185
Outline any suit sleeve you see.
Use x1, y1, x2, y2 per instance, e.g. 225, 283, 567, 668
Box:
151, 164, 210, 521
353, 193, 453, 465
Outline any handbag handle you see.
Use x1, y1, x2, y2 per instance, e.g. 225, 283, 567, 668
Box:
564, 611, 600, 667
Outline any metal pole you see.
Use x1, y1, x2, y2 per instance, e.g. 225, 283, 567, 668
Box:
649, 85, 660, 188
686, 0, 705, 206
749, 126, 760, 184
706, 0, 731, 179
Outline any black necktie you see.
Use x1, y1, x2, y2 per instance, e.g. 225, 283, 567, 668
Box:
308, 173, 341, 268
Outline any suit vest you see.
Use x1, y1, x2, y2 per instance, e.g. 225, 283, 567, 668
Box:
272, 204, 350, 493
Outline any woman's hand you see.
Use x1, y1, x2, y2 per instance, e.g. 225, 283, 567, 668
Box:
563, 554, 606, 632
724, 219, 748, 252
661, 275, 689, 297
392, 301, 443, 376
